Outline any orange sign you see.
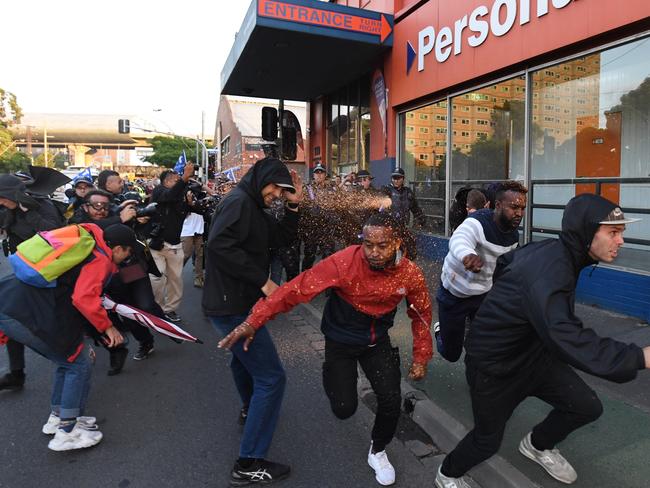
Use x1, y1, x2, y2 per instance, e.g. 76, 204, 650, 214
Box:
258, 0, 392, 43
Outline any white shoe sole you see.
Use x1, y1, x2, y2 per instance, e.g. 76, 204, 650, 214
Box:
48, 432, 103, 451
518, 442, 576, 484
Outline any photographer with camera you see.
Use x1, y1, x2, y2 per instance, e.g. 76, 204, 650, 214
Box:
181, 179, 216, 289
69, 189, 164, 366
149, 163, 194, 323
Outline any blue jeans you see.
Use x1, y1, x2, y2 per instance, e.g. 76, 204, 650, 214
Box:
210, 315, 286, 459
0, 313, 93, 419
435, 285, 486, 362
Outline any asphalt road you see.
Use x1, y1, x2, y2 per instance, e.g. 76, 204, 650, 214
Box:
0, 257, 438, 488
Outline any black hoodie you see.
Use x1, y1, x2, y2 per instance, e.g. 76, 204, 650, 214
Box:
202, 158, 299, 316
465, 193, 645, 382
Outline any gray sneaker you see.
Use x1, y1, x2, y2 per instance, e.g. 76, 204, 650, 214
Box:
518, 432, 577, 484
435, 467, 471, 488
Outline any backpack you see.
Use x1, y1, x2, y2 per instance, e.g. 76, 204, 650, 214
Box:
9, 225, 97, 288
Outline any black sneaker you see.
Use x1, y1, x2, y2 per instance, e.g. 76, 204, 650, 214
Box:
133, 343, 155, 361
230, 459, 290, 486
108, 347, 129, 376
164, 311, 182, 322
0, 372, 25, 391
238, 406, 249, 426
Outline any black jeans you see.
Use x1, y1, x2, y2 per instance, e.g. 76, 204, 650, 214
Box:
441, 355, 604, 478
322, 337, 402, 452
6, 339, 25, 372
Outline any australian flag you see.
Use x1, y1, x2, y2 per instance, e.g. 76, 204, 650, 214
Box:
173, 150, 187, 174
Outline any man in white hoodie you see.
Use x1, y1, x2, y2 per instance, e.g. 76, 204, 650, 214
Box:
434, 181, 527, 362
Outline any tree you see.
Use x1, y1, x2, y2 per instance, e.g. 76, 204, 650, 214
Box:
144, 136, 199, 168
0, 87, 26, 173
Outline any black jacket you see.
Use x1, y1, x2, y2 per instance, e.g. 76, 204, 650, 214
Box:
151, 179, 188, 245
465, 193, 645, 382
1, 197, 65, 253
382, 184, 426, 227
202, 160, 299, 316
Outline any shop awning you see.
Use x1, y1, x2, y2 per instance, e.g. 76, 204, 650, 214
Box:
221, 0, 393, 101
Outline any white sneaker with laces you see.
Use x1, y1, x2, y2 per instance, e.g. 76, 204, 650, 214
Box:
435, 466, 471, 488
42, 413, 98, 435
367, 444, 395, 486
518, 432, 577, 484
47, 423, 103, 451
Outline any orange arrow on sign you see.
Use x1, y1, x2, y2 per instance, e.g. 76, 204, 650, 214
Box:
258, 0, 392, 43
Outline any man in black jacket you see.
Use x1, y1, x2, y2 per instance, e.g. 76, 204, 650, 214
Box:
382, 167, 426, 259
0, 174, 65, 391
150, 163, 194, 322
436, 194, 649, 488
202, 157, 302, 485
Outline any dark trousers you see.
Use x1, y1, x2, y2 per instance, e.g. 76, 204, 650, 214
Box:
302, 238, 335, 271
322, 338, 402, 452
441, 356, 604, 478
6, 339, 25, 371
435, 285, 486, 362
106, 275, 159, 344
278, 241, 300, 282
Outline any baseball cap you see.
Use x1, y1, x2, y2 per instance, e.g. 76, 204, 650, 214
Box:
357, 170, 373, 179
103, 224, 137, 248
599, 206, 641, 225
73, 177, 94, 188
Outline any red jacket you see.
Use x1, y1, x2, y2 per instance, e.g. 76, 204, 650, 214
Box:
247, 245, 434, 364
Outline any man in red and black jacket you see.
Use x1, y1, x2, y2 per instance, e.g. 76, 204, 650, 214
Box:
0, 224, 134, 452
219, 212, 433, 487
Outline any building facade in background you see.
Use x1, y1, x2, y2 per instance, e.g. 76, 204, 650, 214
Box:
220, 0, 650, 319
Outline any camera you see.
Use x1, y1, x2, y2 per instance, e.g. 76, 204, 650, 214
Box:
135, 202, 158, 218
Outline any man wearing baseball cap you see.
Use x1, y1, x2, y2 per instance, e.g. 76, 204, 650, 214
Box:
436, 193, 648, 488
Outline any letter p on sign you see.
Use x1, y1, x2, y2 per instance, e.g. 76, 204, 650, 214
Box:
418, 26, 435, 72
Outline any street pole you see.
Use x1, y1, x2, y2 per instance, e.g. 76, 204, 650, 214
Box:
44, 127, 48, 167
278, 99, 284, 161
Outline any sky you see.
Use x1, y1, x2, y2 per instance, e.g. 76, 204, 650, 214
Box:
2, 0, 252, 139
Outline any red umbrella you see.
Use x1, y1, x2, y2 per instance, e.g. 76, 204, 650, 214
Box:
102, 296, 203, 344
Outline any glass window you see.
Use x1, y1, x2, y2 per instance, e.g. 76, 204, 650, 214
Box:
450, 75, 527, 202
400, 100, 447, 235
530, 37, 650, 272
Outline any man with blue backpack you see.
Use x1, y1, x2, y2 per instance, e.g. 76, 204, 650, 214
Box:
0, 223, 135, 451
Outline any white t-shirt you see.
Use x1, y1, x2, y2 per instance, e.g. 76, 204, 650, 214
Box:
181, 212, 204, 237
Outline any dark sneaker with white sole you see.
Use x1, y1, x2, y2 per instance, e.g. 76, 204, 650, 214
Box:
133, 343, 155, 361
230, 459, 290, 486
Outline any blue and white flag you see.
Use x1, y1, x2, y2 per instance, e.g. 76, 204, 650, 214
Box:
223, 166, 240, 182
174, 150, 187, 174
73, 167, 93, 182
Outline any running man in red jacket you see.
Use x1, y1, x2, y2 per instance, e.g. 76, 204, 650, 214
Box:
219, 212, 433, 486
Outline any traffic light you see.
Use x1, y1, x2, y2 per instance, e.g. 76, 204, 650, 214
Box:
118, 119, 130, 134
261, 107, 277, 141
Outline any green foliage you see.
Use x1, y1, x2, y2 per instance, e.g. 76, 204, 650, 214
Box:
53, 153, 68, 169
0, 151, 31, 174
144, 136, 199, 168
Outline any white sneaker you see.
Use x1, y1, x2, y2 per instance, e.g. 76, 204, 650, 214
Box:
42, 413, 98, 435
519, 432, 577, 484
435, 466, 471, 488
47, 423, 103, 451
367, 444, 395, 486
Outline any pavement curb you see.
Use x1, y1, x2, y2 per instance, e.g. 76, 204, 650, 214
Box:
297, 302, 540, 488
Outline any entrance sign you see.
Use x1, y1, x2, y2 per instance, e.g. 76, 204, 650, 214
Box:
258, 0, 393, 43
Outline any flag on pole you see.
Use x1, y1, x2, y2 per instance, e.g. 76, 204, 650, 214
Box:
221, 166, 240, 182
173, 150, 187, 174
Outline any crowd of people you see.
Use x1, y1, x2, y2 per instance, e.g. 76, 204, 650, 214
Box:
0, 157, 647, 488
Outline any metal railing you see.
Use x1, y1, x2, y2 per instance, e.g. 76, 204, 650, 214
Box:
530, 177, 650, 246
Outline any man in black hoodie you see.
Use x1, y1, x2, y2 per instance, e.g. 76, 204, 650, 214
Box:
202, 157, 302, 485
436, 194, 648, 488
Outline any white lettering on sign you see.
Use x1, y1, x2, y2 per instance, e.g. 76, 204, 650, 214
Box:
416, 0, 575, 72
